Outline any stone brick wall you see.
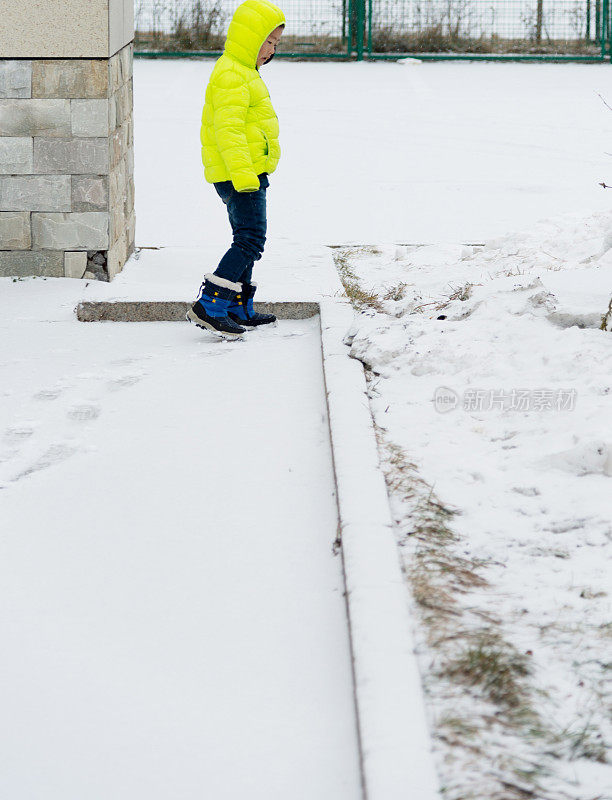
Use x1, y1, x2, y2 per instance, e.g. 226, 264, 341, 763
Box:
0, 42, 134, 280
108, 44, 135, 280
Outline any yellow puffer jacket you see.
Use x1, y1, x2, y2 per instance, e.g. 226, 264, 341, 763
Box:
200, 0, 285, 192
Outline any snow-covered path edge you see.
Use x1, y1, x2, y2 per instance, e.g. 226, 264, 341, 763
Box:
70, 244, 443, 797
319, 297, 441, 800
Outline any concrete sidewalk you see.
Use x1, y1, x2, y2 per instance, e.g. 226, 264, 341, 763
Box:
1, 244, 442, 800
0, 273, 362, 799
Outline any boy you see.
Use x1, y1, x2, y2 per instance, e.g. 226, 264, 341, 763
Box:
187, 0, 286, 339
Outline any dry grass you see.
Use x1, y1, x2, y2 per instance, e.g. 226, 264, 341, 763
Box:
600, 295, 612, 331
334, 247, 385, 312
134, 17, 603, 58
335, 248, 610, 796
493, 265, 528, 279
440, 628, 532, 710
373, 431, 570, 797
377, 436, 511, 647
334, 246, 480, 318
371, 24, 602, 56
412, 281, 480, 314
381, 282, 409, 302
554, 720, 608, 763
446, 281, 475, 303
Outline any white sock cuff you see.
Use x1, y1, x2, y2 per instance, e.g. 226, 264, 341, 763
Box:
205, 273, 242, 293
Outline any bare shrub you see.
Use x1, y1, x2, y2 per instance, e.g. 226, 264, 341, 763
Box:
171, 0, 227, 51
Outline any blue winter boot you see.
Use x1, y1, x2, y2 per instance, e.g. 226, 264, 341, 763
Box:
228, 281, 276, 328
186, 274, 246, 339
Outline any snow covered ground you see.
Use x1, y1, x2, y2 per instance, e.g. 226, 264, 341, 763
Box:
339, 211, 612, 798
2, 58, 612, 798
134, 59, 612, 246
0, 280, 361, 798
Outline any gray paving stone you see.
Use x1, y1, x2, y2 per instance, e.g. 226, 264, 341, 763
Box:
0, 175, 71, 211
108, 53, 123, 97
125, 173, 135, 215
109, 156, 127, 204
127, 209, 136, 249
109, 55, 120, 97
0, 249, 63, 277
0, 1, 109, 60
34, 137, 109, 174
0, 211, 31, 248
0, 99, 70, 136
109, 123, 128, 171
76, 300, 320, 322
114, 82, 130, 128
107, 230, 127, 279
120, 44, 133, 84
109, 47, 131, 95
72, 175, 108, 211
32, 211, 108, 249
64, 251, 88, 278
0, 137, 33, 174
109, 201, 125, 245
109, 90, 117, 131
31, 60, 108, 99
0, 61, 31, 98
71, 99, 109, 137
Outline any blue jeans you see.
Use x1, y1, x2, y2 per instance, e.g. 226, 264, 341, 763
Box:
213, 172, 269, 285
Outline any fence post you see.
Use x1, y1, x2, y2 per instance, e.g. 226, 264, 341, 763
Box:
347, 0, 353, 56
356, 0, 364, 60
587, 0, 591, 41
536, 0, 543, 42
596, 0, 601, 43
367, 0, 372, 56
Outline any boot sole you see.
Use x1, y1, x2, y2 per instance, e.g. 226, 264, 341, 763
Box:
185, 309, 244, 340
246, 319, 278, 328
228, 315, 277, 329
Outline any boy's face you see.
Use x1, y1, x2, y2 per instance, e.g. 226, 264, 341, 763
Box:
257, 26, 283, 68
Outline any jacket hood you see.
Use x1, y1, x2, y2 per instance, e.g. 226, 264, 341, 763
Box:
224, 0, 286, 70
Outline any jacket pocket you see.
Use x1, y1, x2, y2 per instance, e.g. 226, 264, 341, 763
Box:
262, 129, 269, 156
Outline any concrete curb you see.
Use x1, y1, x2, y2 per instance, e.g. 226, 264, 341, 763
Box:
319, 297, 441, 800
74, 295, 441, 800
75, 300, 319, 322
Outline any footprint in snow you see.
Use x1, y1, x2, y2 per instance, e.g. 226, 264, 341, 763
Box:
67, 403, 101, 422
278, 331, 307, 339
512, 485, 541, 497
12, 442, 78, 482
3, 425, 35, 445
110, 357, 137, 367
107, 374, 143, 391
33, 387, 63, 401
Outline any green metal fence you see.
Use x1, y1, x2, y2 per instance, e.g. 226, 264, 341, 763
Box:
134, 0, 612, 60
